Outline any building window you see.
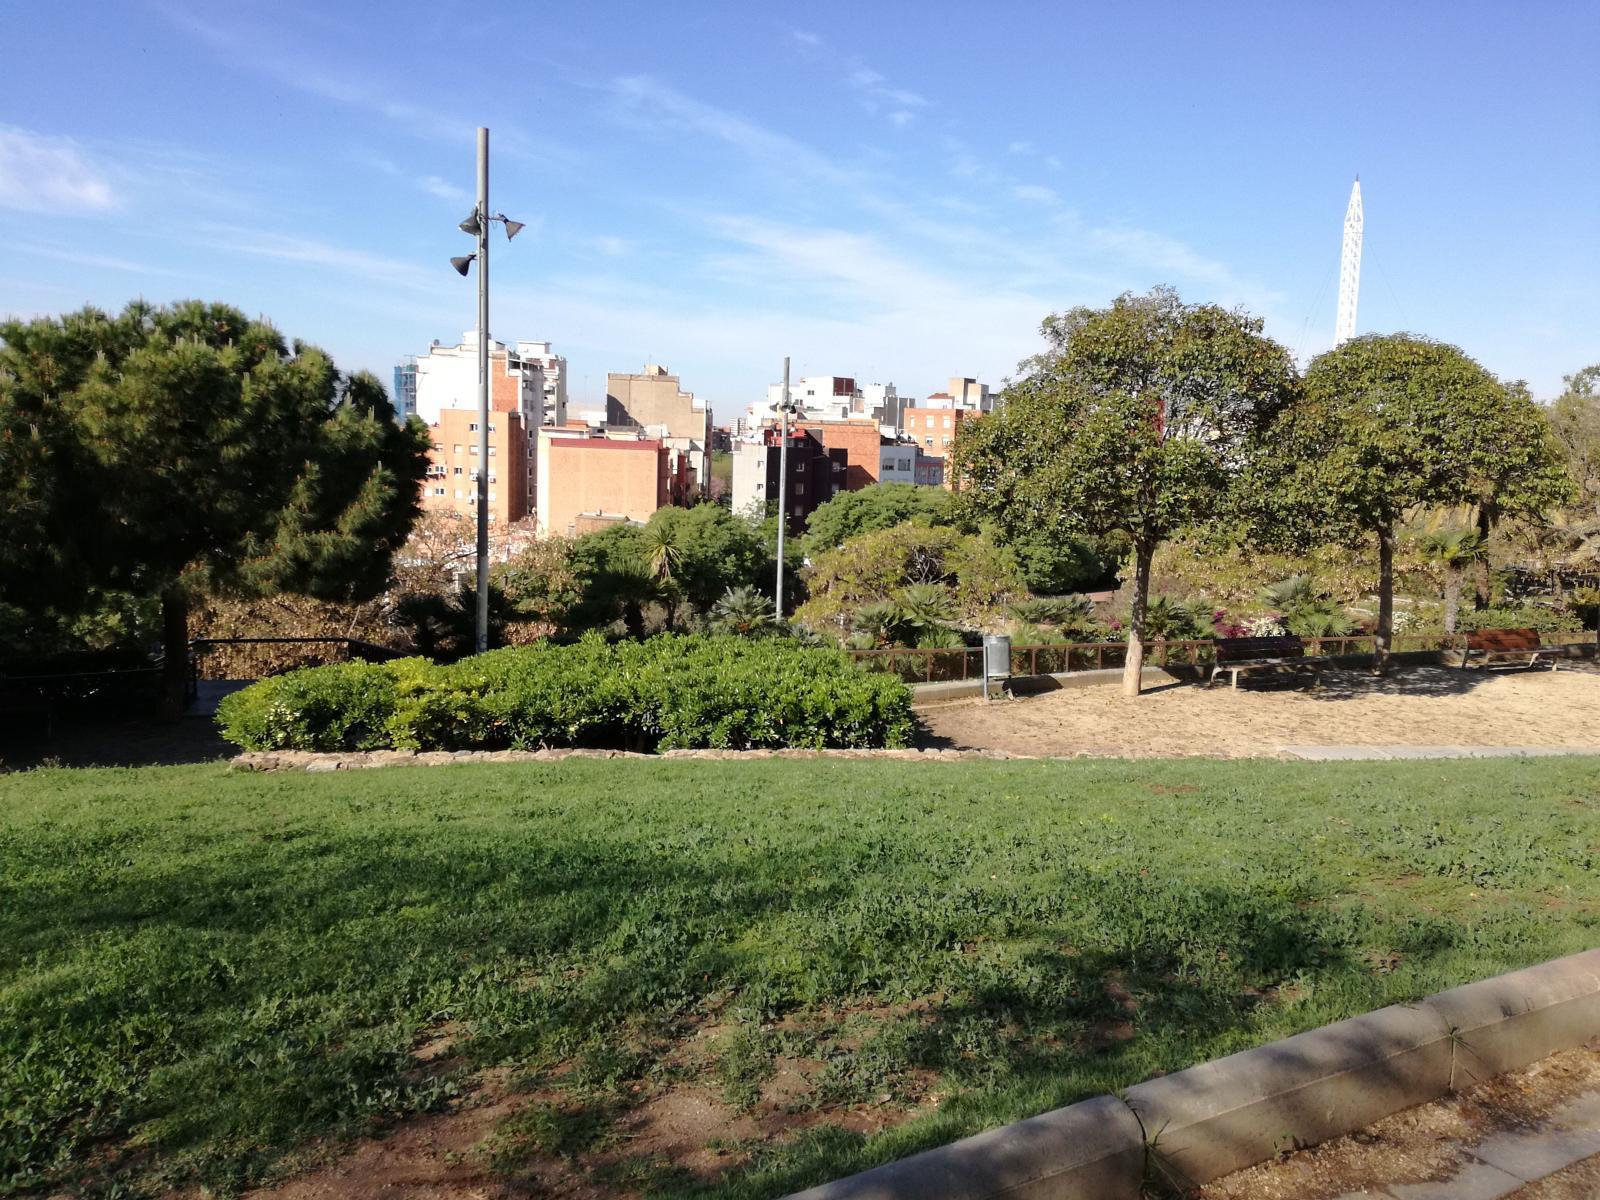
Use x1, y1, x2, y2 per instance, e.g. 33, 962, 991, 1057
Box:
431, 442, 443, 452
832, 484, 841, 495
488, 472, 497, 482
453, 466, 462, 475
488, 447, 496, 456
943, 417, 952, 429
925, 437, 933, 447
469, 446, 479, 455
453, 444, 462, 454
469, 422, 478, 431
794, 482, 805, 496
431, 487, 445, 496
795, 460, 805, 472
899, 458, 911, 471
942, 437, 952, 447
832, 460, 842, 472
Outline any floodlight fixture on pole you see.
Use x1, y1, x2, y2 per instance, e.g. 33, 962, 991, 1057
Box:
446, 127, 523, 656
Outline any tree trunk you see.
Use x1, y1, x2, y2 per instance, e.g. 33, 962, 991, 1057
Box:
1473, 503, 1494, 609
1443, 566, 1461, 634
159, 586, 190, 722
1376, 525, 1395, 675
1122, 542, 1154, 698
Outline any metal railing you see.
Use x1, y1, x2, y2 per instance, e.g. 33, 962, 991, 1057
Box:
844, 631, 1596, 684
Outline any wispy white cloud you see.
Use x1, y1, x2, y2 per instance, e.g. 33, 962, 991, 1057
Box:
1013, 183, 1058, 205
0, 126, 117, 214
193, 224, 435, 290
2, 240, 197, 278
419, 175, 469, 203
889, 110, 916, 129
848, 68, 928, 110
789, 29, 823, 49
611, 76, 856, 187
1007, 140, 1033, 155
157, 3, 569, 167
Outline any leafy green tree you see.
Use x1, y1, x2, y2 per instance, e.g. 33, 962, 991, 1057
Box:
1248, 334, 1572, 669
1466, 380, 1575, 606
1000, 527, 1109, 594
649, 504, 771, 616
1547, 365, 1600, 568
801, 482, 954, 554
0, 302, 428, 715
1416, 530, 1486, 633
794, 520, 1024, 641
954, 287, 1297, 695
493, 536, 582, 634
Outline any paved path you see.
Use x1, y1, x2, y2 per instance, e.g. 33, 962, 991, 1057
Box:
1279, 745, 1600, 761
1201, 1045, 1600, 1200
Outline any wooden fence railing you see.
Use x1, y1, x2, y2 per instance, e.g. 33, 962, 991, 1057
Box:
843, 632, 1577, 684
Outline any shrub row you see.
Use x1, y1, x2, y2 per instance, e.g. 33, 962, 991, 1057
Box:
216, 634, 915, 753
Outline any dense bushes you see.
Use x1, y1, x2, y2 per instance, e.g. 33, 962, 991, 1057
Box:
217, 635, 914, 753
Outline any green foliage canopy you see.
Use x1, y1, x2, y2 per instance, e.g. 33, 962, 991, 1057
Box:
953, 287, 1297, 692
1248, 334, 1573, 661
0, 301, 429, 706
801, 482, 955, 554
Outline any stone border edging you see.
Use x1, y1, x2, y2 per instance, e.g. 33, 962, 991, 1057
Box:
781, 948, 1600, 1200
230, 747, 1035, 771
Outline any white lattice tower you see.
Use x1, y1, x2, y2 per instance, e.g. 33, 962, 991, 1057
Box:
1335, 177, 1363, 346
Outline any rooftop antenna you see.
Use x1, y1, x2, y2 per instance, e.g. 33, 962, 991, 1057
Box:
1335, 176, 1363, 346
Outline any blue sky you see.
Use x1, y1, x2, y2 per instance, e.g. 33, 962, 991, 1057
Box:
3, 1, 1596, 417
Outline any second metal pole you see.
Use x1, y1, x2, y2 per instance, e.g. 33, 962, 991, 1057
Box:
475, 126, 490, 655
774, 356, 790, 621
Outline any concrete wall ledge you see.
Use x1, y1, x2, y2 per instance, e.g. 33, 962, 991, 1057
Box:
783, 947, 1600, 1200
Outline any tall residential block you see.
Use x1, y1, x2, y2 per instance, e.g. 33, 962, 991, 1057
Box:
534, 430, 693, 538
605, 364, 711, 492
411, 332, 566, 528
392, 357, 418, 421
730, 429, 847, 530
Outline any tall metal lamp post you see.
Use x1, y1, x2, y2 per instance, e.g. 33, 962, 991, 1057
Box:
773, 356, 795, 621
450, 126, 526, 655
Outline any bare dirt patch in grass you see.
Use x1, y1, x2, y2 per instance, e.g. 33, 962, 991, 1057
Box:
247, 1004, 937, 1200
919, 665, 1600, 758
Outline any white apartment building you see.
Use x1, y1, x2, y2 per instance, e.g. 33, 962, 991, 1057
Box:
747, 375, 904, 438
514, 340, 568, 427
920, 376, 998, 413
414, 331, 546, 426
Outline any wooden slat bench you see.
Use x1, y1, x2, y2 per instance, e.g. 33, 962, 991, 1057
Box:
1209, 635, 1333, 689
1459, 627, 1562, 671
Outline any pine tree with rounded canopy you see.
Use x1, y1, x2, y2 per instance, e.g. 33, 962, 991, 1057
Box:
0, 301, 429, 716
952, 287, 1298, 696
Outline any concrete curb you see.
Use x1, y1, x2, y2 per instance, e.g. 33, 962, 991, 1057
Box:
782, 948, 1600, 1200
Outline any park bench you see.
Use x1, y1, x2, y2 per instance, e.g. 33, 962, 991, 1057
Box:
1209, 634, 1332, 689
1459, 627, 1563, 671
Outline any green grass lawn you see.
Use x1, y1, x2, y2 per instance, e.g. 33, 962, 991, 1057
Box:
4, 756, 1599, 1196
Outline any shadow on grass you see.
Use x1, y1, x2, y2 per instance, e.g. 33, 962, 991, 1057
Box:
6, 816, 1397, 1200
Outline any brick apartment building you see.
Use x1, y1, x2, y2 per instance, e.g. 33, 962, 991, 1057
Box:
534, 430, 694, 538
730, 429, 848, 530
411, 332, 566, 527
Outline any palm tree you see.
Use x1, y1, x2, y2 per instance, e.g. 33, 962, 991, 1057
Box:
896, 583, 957, 639
639, 522, 684, 629
710, 586, 774, 637
1417, 530, 1487, 633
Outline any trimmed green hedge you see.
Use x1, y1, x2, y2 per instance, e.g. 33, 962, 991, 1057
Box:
217, 634, 915, 753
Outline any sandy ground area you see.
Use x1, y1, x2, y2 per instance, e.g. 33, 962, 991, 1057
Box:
917, 663, 1600, 759
1198, 1041, 1600, 1199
